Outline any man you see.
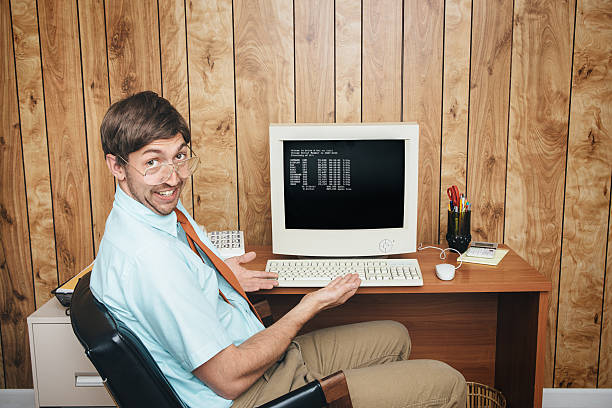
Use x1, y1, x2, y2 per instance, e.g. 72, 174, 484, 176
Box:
91, 91, 467, 407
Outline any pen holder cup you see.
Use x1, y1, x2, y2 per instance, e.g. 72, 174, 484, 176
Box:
446, 210, 471, 253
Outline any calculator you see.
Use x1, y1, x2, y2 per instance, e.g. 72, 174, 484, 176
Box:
465, 241, 497, 259
207, 230, 246, 258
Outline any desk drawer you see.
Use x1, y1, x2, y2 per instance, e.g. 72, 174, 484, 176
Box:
32, 323, 115, 406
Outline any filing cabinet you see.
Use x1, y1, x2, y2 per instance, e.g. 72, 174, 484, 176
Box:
27, 298, 115, 407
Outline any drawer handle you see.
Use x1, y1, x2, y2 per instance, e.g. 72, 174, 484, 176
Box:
75, 373, 106, 387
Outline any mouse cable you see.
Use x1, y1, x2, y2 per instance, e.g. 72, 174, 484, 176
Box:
417, 244, 463, 269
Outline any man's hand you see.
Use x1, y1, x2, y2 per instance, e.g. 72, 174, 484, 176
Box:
225, 252, 278, 292
300, 273, 361, 312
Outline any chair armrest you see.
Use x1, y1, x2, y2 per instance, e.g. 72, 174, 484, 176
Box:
255, 379, 325, 408
320, 371, 352, 408
255, 371, 352, 408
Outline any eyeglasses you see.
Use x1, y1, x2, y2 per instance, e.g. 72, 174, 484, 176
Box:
118, 153, 200, 186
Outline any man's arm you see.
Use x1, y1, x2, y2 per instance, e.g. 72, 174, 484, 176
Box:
192, 273, 360, 400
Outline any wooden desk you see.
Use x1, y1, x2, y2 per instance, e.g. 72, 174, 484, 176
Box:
246, 245, 551, 408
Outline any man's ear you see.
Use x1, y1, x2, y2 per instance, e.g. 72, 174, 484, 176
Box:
106, 154, 126, 181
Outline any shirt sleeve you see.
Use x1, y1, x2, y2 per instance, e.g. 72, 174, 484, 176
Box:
124, 247, 233, 372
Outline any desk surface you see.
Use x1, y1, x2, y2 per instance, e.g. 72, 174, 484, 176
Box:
247, 245, 551, 407
246, 244, 551, 294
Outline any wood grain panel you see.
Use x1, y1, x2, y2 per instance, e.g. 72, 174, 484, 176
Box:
295, 0, 334, 123
505, 0, 575, 388
159, 0, 193, 217
2, 0, 611, 392
105, 0, 161, 102
234, 0, 294, 244
266, 293, 497, 385
10, 0, 58, 308
600, 178, 612, 387
403, 0, 444, 244
78, 0, 114, 253
335, 0, 361, 123
187, 0, 238, 230
38, 0, 94, 283
1, 0, 35, 388
362, 0, 401, 122
439, 0, 471, 243
555, 0, 611, 388
467, 0, 512, 243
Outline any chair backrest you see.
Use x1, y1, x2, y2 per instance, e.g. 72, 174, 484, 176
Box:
70, 273, 187, 408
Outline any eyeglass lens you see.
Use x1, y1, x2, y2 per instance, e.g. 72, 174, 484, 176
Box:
143, 157, 200, 185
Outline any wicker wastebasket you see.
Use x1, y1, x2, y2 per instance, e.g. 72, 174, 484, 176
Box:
467, 382, 506, 408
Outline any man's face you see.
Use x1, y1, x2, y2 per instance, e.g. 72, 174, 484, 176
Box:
119, 133, 189, 216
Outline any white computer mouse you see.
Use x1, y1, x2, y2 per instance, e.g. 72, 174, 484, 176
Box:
435, 264, 456, 281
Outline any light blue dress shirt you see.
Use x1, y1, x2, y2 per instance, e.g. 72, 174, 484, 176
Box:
90, 187, 264, 408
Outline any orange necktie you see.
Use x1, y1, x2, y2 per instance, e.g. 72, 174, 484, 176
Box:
174, 209, 262, 323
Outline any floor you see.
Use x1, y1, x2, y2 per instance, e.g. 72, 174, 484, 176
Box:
0, 390, 34, 408
0, 389, 112, 408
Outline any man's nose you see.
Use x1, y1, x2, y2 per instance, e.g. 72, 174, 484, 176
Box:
165, 166, 181, 186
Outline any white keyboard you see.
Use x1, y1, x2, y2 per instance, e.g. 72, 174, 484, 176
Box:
265, 258, 423, 287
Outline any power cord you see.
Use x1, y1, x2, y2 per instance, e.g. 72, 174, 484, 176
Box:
417, 243, 463, 270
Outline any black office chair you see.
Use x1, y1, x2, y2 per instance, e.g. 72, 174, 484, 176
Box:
70, 273, 352, 408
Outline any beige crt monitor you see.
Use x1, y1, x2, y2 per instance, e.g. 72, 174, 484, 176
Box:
269, 123, 418, 257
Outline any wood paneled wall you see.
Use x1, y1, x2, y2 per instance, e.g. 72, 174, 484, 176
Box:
1, 0, 610, 390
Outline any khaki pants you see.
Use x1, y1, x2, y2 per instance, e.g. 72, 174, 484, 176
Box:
233, 321, 467, 408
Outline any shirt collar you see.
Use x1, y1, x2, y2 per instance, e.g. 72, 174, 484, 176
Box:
113, 185, 183, 237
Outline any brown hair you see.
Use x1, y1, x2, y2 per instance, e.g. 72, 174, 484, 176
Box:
100, 91, 190, 162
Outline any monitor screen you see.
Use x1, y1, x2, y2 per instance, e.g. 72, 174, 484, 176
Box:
270, 123, 418, 257
283, 140, 405, 229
